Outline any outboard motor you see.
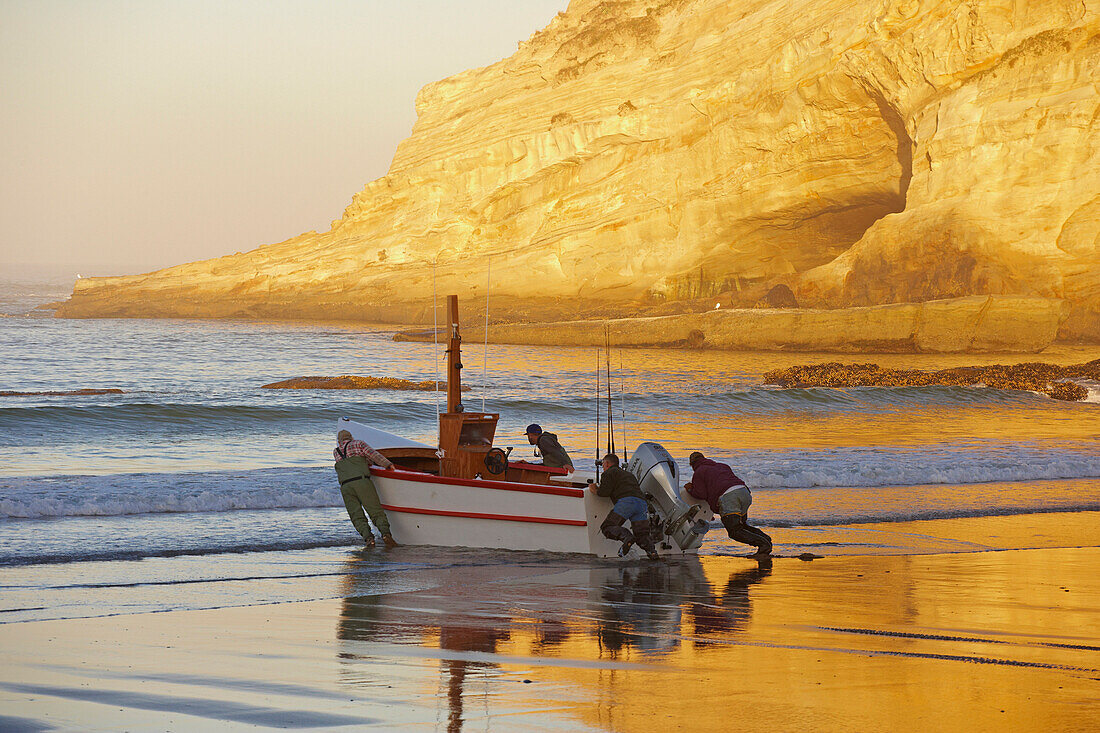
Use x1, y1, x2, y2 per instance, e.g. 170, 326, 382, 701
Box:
626, 442, 710, 552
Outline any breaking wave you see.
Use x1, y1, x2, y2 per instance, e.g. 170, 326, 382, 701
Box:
0, 468, 336, 519
3, 447, 1099, 521
738, 445, 1100, 489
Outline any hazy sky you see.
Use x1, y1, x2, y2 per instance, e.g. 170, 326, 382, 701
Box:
0, 0, 569, 278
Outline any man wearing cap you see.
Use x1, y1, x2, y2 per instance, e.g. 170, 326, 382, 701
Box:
685, 451, 772, 555
334, 429, 399, 548
588, 453, 660, 560
524, 424, 574, 472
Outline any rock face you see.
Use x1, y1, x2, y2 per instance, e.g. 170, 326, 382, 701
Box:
763, 359, 1100, 401
57, 0, 1100, 344
453, 296, 1065, 353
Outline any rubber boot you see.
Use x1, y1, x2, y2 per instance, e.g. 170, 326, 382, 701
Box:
600, 511, 635, 543
631, 519, 660, 560
722, 513, 772, 554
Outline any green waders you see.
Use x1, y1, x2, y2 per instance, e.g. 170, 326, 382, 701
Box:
334, 455, 391, 539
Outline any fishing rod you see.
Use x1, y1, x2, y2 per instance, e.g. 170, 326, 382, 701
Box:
482, 257, 490, 413
619, 350, 628, 463
595, 344, 601, 479
605, 325, 615, 457
432, 261, 440, 421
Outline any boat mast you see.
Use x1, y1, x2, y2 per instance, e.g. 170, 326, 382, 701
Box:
445, 295, 463, 413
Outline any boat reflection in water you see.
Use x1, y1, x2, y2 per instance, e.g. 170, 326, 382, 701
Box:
590, 557, 769, 655
334, 549, 772, 731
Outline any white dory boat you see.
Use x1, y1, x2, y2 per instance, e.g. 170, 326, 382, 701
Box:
338, 295, 712, 558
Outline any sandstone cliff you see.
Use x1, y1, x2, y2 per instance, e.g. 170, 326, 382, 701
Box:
58, 0, 1100, 344
413, 296, 1066, 353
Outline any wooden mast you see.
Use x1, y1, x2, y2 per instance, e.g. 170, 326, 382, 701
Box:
445, 294, 462, 413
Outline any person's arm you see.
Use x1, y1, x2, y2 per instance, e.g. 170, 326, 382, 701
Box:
593, 470, 616, 497
685, 467, 707, 500
372, 450, 395, 470
587, 476, 612, 496
359, 442, 394, 469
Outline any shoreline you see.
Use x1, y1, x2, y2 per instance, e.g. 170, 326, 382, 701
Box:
49, 294, 1093, 354
2, 511, 1097, 731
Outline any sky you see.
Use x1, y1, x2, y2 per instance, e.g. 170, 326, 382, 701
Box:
0, 0, 570, 279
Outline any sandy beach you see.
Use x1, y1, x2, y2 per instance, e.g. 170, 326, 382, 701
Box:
2, 509, 1097, 732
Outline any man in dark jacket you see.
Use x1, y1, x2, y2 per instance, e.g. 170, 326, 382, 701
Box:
525, 424, 574, 472
685, 451, 772, 555
588, 453, 659, 560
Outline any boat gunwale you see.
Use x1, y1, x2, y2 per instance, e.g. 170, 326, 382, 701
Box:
370, 466, 586, 498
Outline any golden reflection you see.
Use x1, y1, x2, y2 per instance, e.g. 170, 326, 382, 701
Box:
334, 547, 1099, 732
456, 342, 1100, 455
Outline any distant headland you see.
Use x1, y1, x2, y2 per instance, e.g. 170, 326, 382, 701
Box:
54, 0, 1100, 351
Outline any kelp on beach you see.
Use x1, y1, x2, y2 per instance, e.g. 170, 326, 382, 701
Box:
763, 359, 1100, 401
262, 375, 469, 391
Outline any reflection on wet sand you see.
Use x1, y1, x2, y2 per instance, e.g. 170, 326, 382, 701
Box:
689, 559, 772, 638
333, 545, 1098, 732
337, 553, 771, 730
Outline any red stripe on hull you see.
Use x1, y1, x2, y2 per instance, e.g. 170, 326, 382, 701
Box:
371, 467, 584, 498
381, 504, 588, 527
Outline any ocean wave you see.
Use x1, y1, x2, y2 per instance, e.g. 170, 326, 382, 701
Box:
0, 401, 433, 429
1082, 381, 1100, 404
5, 501, 1098, 568
0, 535, 357, 568
763, 502, 1100, 528
3, 447, 1100, 520
0, 468, 337, 519
0, 383, 1053, 425
740, 451, 1100, 489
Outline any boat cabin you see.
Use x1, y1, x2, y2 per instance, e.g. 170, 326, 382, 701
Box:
373, 295, 580, 487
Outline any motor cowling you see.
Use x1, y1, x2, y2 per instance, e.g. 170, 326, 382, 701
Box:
626, 442, 710, 552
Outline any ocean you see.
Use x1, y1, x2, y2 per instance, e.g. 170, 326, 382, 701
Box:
2, 275, 1099, 595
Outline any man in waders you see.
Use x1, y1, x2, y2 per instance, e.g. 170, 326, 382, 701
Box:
587, 453, 659, 560
334, 429, 398, 548
685, 451, 772, 555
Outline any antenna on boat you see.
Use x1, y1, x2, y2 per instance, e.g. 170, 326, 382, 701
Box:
605, 325, 615, 457
482, 257, 490, 413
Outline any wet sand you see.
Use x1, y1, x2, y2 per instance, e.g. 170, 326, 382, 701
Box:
2, 512, 1098, 732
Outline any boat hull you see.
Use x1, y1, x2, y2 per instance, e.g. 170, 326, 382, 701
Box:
370, 468, 696, 558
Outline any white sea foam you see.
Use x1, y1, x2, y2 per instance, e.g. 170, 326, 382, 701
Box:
2, 446, 1099, 521
0, 468, 339, 519
0, 488, 340, 519
1083, 382, 1100, 404
738, 447, 1100, 489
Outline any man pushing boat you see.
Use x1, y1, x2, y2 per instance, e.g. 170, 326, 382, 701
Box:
334, 429, 399, 548
588, 453, 660, 560
685, 451, 772, 555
